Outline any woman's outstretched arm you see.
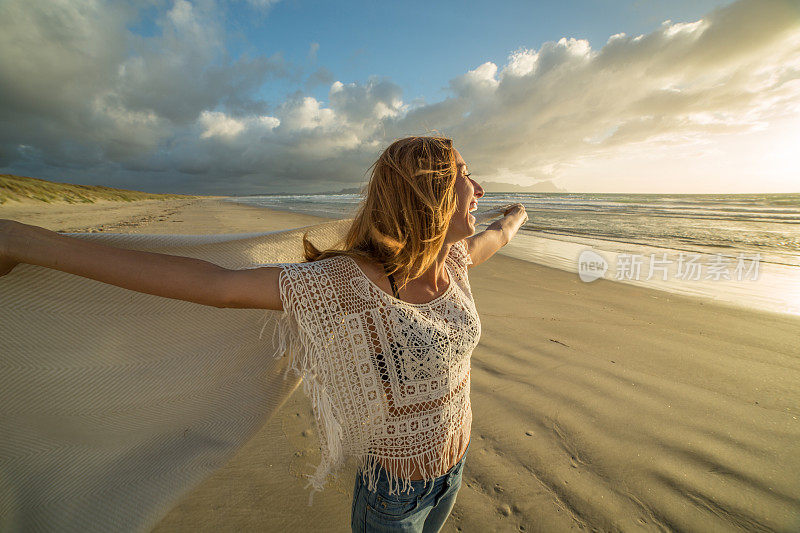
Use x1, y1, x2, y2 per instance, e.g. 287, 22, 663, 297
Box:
0, 219, 283, 310
465, 203, 528, 267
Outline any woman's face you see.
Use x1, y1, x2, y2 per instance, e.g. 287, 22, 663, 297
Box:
445, 148, 485, 243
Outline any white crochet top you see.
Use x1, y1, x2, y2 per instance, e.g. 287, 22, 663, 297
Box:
271, 239, 481, 501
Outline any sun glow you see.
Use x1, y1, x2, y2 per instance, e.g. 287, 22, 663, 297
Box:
758, 115, 800, 185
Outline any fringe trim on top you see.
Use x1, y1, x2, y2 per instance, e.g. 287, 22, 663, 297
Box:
356, 417, 471, 497
258, 270, 345, 506
258, 266, 473, 506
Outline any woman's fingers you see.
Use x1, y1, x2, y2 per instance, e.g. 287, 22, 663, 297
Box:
503, 203, 528, 225
503, 203, 525, 215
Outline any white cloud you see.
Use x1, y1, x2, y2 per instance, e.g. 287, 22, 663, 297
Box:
277, 96, 336, 131
199, 111, 246, 139
502, 49, 538, 78
327, 78, 405, 125
199, 111, 279, 142
662, 18, 709, 38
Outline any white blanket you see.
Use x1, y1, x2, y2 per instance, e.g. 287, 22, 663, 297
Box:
0, 219, 351, 532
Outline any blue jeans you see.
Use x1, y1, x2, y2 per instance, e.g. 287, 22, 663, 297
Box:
351, 441, 470, 533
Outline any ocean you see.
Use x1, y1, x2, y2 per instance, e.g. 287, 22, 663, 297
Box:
226, 192, 800, 316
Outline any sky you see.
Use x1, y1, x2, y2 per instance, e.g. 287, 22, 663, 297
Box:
0, 0, 798, 195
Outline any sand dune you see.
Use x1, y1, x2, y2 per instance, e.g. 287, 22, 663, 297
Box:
4, 198, 798, 532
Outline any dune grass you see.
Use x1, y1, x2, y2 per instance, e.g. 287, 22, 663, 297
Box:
0, 174, 197, 205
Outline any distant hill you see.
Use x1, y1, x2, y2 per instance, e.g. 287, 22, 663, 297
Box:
480, 180, 566, 193
324, 186, 363, 195
336, 187, 364, 194
0, 174, 196, 205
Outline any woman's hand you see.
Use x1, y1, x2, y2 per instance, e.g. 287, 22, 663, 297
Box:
467, 202, 529, 265
503, 203, 529, 225
0, 219, 22, 277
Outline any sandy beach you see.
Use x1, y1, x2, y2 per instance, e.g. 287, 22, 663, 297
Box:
3, 197, 799, 532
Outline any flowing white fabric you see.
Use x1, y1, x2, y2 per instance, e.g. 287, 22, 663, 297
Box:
0, 219, 349, 532
274, 239, 480, 502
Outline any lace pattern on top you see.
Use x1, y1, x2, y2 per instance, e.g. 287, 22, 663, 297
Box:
263, 239, 480, 503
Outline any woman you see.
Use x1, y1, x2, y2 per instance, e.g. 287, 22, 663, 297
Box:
0, 136, 528, 533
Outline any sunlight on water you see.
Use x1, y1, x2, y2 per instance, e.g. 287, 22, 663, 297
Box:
501, 231, 800, 316
227, 192, 800, 316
